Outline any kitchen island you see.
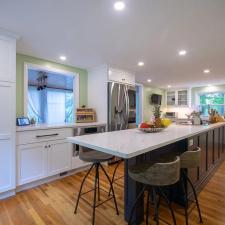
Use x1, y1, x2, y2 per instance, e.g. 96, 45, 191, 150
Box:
68, 122, 225, 225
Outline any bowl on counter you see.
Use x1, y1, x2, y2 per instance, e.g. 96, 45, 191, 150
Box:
138, 127, 165, 133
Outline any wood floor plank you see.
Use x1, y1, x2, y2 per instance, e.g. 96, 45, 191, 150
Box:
1, 161, 225, 225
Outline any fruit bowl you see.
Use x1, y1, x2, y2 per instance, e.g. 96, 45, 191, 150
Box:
138, 127, 165, 133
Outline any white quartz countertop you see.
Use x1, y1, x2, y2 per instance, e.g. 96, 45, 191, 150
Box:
67, 122, 225, 159
16, 122, 106, 132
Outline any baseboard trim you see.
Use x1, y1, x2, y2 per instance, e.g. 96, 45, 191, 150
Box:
0, 190, 16, 200
16, 165, 91, 193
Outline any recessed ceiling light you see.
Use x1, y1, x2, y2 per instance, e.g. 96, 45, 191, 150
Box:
59, 56, 67, 61
138, 61, 144, 66
178, 50, 187, 56
147, 79, 151, 83
168, 85, 172, 88
204, 69, 210, 74
114, 1, 125, 11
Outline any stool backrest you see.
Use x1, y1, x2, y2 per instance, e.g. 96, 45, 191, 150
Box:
146, 156, 180, 186
180, 147, 201, 168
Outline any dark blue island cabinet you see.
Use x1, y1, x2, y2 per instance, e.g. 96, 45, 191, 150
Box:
124, 124, 225, 225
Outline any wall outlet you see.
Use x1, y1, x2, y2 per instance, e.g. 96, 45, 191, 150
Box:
189, 139, 194, 147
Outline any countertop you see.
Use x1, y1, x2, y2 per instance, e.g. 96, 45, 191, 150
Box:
67, 122, 225, 159
16, 122, 106, 132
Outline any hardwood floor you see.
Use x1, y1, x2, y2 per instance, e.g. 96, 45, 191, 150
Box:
1, 161, 225, 225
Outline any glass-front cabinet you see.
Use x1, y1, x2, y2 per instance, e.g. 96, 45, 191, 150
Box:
178, 90, 188, 106
166, 89, 189, 106
166, 91, 176, 106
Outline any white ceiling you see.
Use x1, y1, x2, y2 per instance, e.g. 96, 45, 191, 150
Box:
1, 0, 225, 88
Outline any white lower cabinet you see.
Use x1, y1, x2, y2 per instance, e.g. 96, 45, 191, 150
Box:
17, 128, 73, 186
47, 140, 72, 176
17, 142, 47, 185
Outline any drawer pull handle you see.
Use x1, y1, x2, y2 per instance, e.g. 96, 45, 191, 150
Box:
36, 133, 59, 138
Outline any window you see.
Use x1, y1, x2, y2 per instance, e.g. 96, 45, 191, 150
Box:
26, 67, 76, 124
199, 92, 225, 116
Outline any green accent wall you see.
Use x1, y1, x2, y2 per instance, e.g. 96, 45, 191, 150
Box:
143, 85, 165, 121
16, 53, 88, 117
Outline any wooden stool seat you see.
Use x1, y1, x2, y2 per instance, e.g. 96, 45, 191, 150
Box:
79, 148, 114, 163
128, 156, 180, 225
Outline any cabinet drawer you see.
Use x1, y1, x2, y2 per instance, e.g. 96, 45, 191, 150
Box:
17, 128, 73, 145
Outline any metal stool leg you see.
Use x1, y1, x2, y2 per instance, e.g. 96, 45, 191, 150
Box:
74, 163, 95, 214
92, 163, 99, 225
181, 175, 189, 225
146, 190, 150, 225
99, 164, 119, 215
128, 185, 147, 225
97, 166, 100, 201
185, 174, 203, 223
153, 187, 159, 225
158, 187, 177, 225
108, 159, 123, 196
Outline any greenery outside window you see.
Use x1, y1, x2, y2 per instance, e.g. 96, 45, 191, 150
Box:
199, 92, 224, 116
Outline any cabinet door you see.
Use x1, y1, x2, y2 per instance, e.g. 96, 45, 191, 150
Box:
198, 133, 207, 178
214, 128, 220, 163
223, 126, 225, 154
0, 82, 15, 193
207, 130, 214, 169
108, 68, 135, 85
123, 72, 135, 85
0, 82, 15, 134
166, 91, 176, 106
219, 127, 223, 158
0, 137, 15, 192
178, 90, 188, 106
17, 143, 47, 185
0, 36, 16, 82
47, 141, 72, 176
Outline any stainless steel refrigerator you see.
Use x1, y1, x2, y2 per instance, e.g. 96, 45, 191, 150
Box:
108, 82, 136, 131
108, 82, 136, 163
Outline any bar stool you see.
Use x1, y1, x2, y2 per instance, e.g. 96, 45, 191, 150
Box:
180, 147, 203, 225
74, 148, 119, 225
128, 156, 180, 225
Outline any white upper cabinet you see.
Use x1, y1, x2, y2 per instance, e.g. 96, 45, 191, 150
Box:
166, 89, 190, 107
108, 68, 135, 85
177, 90, 188, 106
166, 91, 176, 106
0, 35, 16, 83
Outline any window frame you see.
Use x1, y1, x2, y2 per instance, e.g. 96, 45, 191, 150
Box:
24, 63, 79, 120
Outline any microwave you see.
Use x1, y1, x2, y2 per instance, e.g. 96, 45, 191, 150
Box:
165, 112, 178, 118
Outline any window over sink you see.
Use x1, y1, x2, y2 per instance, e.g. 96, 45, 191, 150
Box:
24, 64, 79, 124
199, 92, 224, 116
